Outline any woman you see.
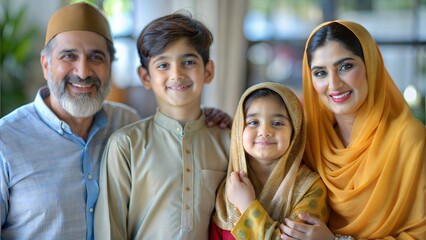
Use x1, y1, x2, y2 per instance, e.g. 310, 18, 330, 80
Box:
280, 21, 425, 239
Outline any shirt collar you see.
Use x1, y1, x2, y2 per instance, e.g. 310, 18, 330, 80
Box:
154, 109, 205, 135
34, 86, 108, 135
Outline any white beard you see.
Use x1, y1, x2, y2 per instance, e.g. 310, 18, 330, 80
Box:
47, 72, 112, 118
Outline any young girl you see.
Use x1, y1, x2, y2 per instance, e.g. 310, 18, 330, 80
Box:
210, 82, 329, 239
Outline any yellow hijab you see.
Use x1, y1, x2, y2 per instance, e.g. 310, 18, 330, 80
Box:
213, 82, 319, 230
302, 20, 426, 239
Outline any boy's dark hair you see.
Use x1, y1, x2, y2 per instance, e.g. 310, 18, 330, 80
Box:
136, 12, 213, 71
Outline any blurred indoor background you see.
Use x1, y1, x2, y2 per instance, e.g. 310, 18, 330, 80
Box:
1, 0, 425, 123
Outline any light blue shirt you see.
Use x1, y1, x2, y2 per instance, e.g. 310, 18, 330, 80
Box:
0, 86, 140, 240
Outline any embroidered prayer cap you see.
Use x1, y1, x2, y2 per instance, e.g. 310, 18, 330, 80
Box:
45, 2, 112, 45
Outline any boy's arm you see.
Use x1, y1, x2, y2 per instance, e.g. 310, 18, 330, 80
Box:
94, 135, 132, 240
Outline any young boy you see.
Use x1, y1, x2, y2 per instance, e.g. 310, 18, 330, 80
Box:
94, 13, 230, 239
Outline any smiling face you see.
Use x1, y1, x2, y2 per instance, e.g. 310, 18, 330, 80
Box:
138, 38, 214, 118
41, 31, 112, 118
310, 40, 368, 118
242, 95, 293, 164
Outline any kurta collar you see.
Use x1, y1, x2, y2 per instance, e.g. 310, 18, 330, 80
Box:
153, 109, 205, 135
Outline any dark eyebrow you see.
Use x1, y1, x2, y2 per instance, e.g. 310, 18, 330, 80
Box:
152, 52, 200, 64
182, 53, 200, 59
333, 57, 354, 66
59, 49, 78, 55
91, 49, 106, 57
245, 113, 291, 121
152, 56, 167, 64
245, 113, 257, 119
311, 57, 355, 71
272, 113, 292, 123
273, 113, 290, 121
59, 49, 106, 57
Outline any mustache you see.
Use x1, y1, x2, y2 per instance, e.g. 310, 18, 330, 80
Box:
65, 75, 101, 89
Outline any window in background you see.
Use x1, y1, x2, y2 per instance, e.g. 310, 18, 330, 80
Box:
65, 0, 134, 38
103, 0, 133, 37
244, 0, 426, 123
244, 0, 323, 98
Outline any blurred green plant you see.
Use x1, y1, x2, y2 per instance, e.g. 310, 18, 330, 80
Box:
1, 1, 38, 117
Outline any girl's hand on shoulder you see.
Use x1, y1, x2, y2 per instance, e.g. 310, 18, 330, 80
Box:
226, 171, 255, 213
280, 213, 334, 240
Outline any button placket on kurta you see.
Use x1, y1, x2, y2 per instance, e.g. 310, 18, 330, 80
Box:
181, 127, 194, 229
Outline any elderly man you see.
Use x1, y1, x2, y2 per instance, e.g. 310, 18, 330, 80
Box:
0, 3, 140, 240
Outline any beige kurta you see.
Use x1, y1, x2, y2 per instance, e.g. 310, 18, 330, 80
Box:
94, 110, 230, 239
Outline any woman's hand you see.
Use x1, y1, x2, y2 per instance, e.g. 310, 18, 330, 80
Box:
280, 213, 334, 240
204, 108, 233, 129
226, 171, 255, 213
